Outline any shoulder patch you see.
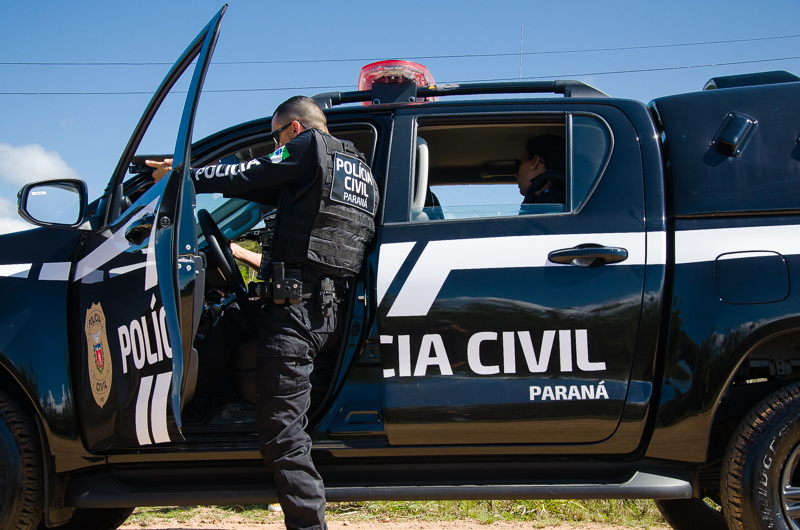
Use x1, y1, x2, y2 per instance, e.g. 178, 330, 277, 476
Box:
270, 146, 290, 164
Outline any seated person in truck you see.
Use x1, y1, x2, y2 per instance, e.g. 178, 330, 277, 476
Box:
515, 134, 566, 204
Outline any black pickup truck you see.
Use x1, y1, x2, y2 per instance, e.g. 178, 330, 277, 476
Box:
4, 6, 800, 530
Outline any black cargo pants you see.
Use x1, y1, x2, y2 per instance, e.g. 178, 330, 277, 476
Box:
256, 268, 344, 530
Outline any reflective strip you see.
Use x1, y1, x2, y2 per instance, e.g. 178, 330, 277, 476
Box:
38, 262, 71, 281
387, 232, 646, 318
136, 376, 153, 446
0, 263, 32, 278
675, 225, 800, 265
150, 372, 172, 444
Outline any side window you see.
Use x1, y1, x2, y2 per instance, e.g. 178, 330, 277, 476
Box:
410, 115, 611, 222
571, 115, 611, 210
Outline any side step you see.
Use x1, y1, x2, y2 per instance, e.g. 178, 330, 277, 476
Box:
66, 468, 692, 509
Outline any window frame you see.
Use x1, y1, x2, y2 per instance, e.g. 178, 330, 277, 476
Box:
384, 111, 614, 225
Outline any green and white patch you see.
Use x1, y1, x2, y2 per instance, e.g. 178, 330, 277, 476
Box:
269, 146, 290, 163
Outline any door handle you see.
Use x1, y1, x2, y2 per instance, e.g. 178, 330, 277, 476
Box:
125, 213, 155, 245
548, 244, 628, 268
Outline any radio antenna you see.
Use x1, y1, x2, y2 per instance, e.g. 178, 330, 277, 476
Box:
520, 26, 524, 80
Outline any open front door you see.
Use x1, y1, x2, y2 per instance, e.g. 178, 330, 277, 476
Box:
75, 6, 225, 451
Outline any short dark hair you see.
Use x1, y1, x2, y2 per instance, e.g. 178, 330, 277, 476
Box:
273, 96, 327, 131
525, 134, 566, 173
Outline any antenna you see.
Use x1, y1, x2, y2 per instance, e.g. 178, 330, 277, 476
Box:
519, 26, 524, 81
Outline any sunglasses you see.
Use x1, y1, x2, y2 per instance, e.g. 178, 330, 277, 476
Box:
272, 121, 306, 145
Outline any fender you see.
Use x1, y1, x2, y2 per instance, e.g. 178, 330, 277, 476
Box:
647, 236, 800, 462
0, 226, 99, 472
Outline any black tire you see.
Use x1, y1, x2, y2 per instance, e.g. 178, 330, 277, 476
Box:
37, 507, 135, 530
0, 389, 43, 530
655, 497, 728, 530
722, 382, 800, 530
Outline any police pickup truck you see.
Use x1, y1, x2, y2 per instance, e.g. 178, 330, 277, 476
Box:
4, 6, 800, 530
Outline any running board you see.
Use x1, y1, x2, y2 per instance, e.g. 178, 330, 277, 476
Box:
65, 468, 692, 509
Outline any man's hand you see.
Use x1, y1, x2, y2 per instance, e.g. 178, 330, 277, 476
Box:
145, 158, 174, 182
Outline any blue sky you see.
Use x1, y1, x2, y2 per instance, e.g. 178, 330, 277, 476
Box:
2, 0, 800, 233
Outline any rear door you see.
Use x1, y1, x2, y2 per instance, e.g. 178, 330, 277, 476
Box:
377, 104, 647, 445
74, 6, 225, 451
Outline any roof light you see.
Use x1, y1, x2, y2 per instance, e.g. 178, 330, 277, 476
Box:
358, 60, 437, 105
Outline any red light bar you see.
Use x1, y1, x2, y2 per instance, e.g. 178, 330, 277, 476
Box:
358, 60, 437, 105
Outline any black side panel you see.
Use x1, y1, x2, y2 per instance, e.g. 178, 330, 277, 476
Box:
654, 81, 800, 216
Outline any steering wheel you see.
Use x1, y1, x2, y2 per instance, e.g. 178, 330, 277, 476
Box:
197, 209, 247, 298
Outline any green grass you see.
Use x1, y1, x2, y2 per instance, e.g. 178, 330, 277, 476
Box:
328, 500, 666, 526
126, 500, 667, 527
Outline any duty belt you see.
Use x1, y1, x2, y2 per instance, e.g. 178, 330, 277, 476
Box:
248, 262, 342, 316
248, 280, 316, 305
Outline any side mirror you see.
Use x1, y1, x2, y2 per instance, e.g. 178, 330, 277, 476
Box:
17, 179, 88, 228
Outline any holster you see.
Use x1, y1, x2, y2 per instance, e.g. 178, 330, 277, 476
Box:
248, 262, 314, 304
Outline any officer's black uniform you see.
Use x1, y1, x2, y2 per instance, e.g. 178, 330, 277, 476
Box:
192, 128, 378, 530
522, 169, 566, 204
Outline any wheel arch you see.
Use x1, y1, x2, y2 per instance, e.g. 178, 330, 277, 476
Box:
707, 326, 800, 463
648, 313, 800, 463
0, 354, 45, 428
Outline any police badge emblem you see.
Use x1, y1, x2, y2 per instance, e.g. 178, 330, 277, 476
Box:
85, 302, 112, 408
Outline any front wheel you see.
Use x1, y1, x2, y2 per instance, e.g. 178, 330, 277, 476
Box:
722, 382, 800, 530
0, 389, 44, 530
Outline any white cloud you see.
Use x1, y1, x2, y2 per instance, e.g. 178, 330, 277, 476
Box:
0, 194, 36, 234
0, 218, 35, 235
0, 195, 34, 235
0, 143, 81, 187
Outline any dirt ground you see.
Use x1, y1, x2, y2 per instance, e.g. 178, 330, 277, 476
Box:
120, 508, 668, 530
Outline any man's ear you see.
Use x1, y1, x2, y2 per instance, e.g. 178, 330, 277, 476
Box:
291, 120, 304, 139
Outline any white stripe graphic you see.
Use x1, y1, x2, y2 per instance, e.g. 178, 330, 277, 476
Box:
109, 262, 146, 278
74, 197, 159, 282
377, 242, 416, 306
387, 232, 645, 318
136, 376, 153, 446
0, 264, 32, 278
38, 262, 71, 281
144, 216, 159, 292
646, 231, 667, 266
380, 335, 395, 378
150, 372, 172, 443
675, 225, 800, 265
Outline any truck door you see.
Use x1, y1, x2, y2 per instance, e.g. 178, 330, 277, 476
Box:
74, 7, 225, 451
377, 107, 647, 445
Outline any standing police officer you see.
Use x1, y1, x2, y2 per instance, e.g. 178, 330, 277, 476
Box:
147, 96, 378, 530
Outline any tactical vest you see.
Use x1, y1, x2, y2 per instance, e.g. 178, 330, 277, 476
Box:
267, 130, 378, 278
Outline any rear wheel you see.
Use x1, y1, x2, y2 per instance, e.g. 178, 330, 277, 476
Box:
722, 382, 800, 530
37, 508, 135, 530
0, 389, 43, 530
655, 497, 727, 530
